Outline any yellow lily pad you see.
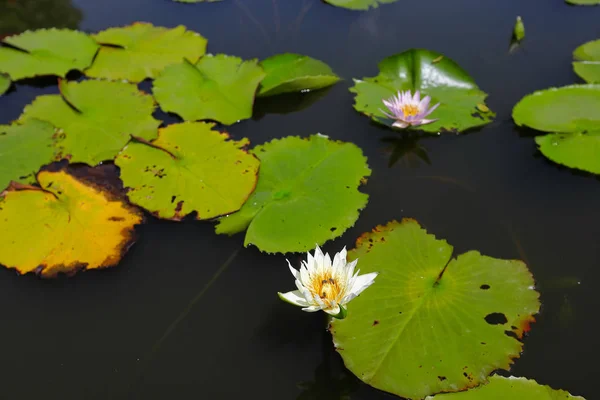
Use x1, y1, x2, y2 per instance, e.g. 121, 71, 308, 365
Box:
0, 169, 143, 277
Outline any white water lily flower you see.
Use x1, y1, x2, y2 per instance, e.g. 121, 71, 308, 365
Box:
381, 90, 440, 129
278, 245, 378, 319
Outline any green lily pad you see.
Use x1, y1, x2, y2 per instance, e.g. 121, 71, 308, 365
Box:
0, 28, 98, 80
216, 134, 371, 254
324, 0, 399, 10
258, 53, 340, 97
85, 23, 207, 83
512, 85, 600, 133
153, 55, 265, 125
351, 49, 494, 133
19, 79, 160, 166
535, 131, 600, 174
566, 0, 599, 5
0, 119, 60, 190
573, 39, 600, 83
330, 219, 540, 400
115, 122, 260, 221
425, 376, 584, 399
0, 73, 9, 95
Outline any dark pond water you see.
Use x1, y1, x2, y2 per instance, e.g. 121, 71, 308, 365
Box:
1, 0, 599, 399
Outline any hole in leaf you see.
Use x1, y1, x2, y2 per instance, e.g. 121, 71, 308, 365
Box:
484, 313, 508, 325
480, 284, 491, 290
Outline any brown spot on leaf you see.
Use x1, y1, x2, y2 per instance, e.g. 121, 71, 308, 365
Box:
372, 320, 379, 326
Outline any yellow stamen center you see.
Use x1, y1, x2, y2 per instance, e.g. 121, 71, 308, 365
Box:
311, 273, 342, 302
401, 104, 420, 117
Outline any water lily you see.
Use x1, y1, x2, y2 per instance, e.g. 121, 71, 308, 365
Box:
278, 245, 378, 319
381, 90, 440, 129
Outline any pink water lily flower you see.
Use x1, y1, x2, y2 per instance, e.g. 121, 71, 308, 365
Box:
381, 90, 440, 129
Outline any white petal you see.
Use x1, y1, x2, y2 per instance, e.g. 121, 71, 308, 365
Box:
301, 305, 323, 312
278, 290, 310, 307
313, 245, 325, 269
324, 304, 341, 316
345, 259, 358, 282
287, 260, 300, 279
350, 272, 378, 297
299, 265, 310, 285
392, 121, 409, 129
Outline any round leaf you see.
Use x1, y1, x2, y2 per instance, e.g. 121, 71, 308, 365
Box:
0, 170, 143, 277
330, 219, 540, 400
0, 29, 98, 80
0, 73, 10, 95
18, 79, 161, 165
0, 119, 60, 190
216, 134, 371, 254
324, 0, 399, 10
258, 53, 340, 97
153, 55, 265, 125
512, 85, 600, 133
351, 49, 494, 133
85, 23, 207, 83
115, 122, 260, 220
535, 131, 600, 174
573, 39, 600, 83
425, 376, 584, 399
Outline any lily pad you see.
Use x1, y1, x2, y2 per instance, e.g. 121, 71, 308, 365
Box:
216, 134, 371, 254
0, 28, 98, 80
0, 73, 9, 95
425, 376, 584, 399
85, 23, 207, 83
330, 219, 540, 400
566, 0, 599, 4
573, 39, 600, 83
512, 85, 600, 133
535, 131, 600, 174
0, 119, 60, 191
18, 79, 161, 166
0, 170, 143, 278
153, 55, 265, 125
257, 53, 340, 97
115, 122, 259, 220
351, 49, 494, 133
324, 0, 399, 10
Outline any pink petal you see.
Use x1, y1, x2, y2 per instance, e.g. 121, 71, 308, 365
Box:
422, 102, 440, 118
392, 121, 409, 129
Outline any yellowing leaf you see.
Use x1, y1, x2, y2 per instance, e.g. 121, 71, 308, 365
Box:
0, 170, 143, 277
85, 23, 207, 83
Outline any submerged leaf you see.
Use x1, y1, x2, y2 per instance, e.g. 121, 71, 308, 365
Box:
566, 0, 599, 5
573, 39, 600, 83
18, 79, 161, 166
512, 85, 600, 133
216, 134, 371, 254
0, 73, 9, 95
0, 170, 143, 277
85, 23, 207, 83
0, 119, 60, 190
258, 53, 340, 97
351, 49, 494, 133
116, 122, 260, 220
330, 219, 540, 399
0, 28, 98, 80
153, 55, 265, 125
324, 0, 399, 11
513, 16, 525, 42
425, 375, 584, 399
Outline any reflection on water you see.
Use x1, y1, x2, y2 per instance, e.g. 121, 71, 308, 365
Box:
0, 0, 82, 36
253, 87, 334, 119
381, 134, 432, 168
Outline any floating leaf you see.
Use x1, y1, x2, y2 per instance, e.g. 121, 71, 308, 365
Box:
0, 119, 60, 190
85, 23, 207, 83
425, 375, 584, 399
216, 134, 371, 253
257, 53, 340, 97
512, 85, 600, 133
566, 0, 599, 5
573, 39, 600, 83
115, 122, 259, 220
324, 0, 399, 10
153, 55, 265, 125
330, 219, 540, 400
19, 79, 160, 165
0, 28, 98, 80
351, 49, 494, 133
535, 131, 600, 174
0, 73, 9, 95
0, 0, 83, 36
0, 170, 143, 277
